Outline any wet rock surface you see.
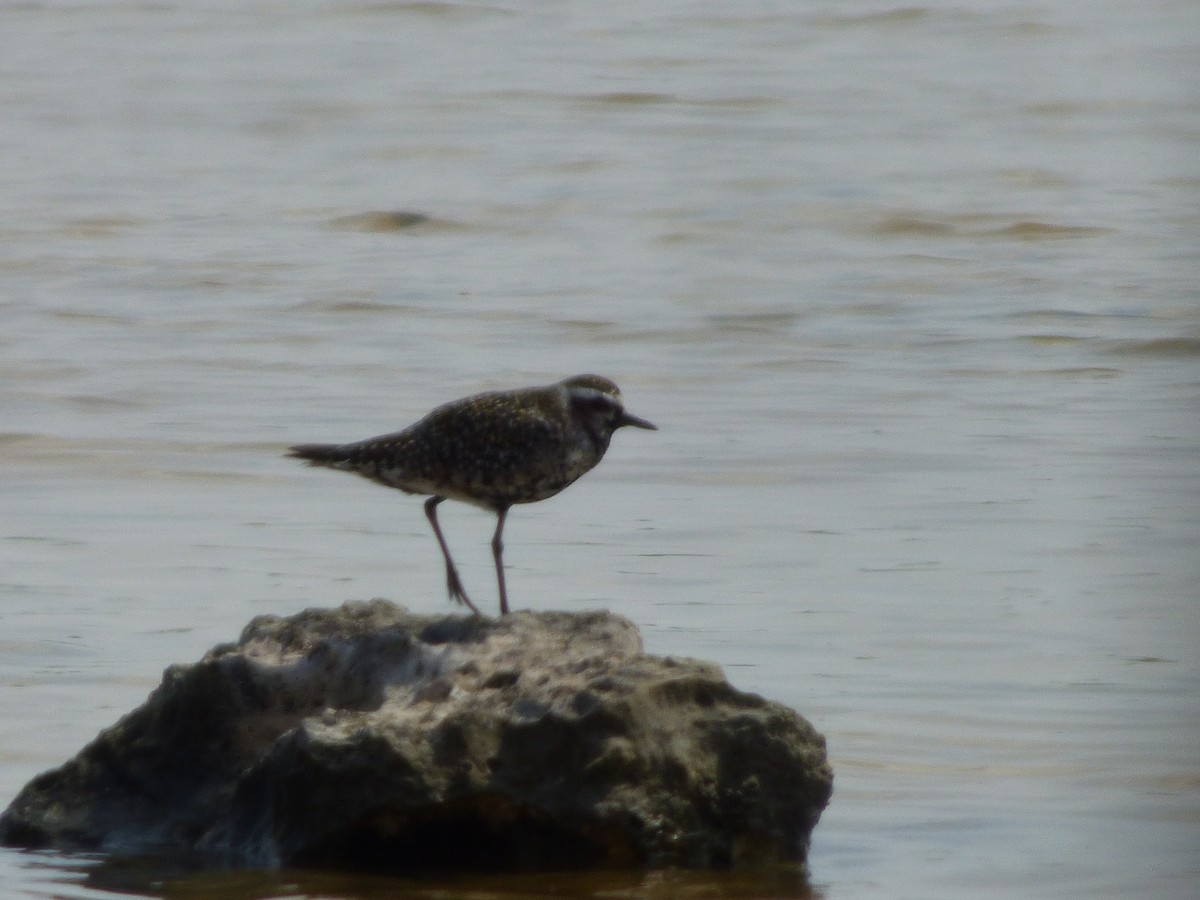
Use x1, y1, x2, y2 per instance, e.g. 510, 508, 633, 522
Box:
0, 600, 832, 872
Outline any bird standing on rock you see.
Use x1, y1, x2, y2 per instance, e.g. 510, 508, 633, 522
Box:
288, 374, 657, 616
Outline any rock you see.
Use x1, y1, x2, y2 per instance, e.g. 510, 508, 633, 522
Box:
0, 600, 832, 872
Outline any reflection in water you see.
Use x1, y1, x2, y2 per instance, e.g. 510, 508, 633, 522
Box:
25, 851, 819, 900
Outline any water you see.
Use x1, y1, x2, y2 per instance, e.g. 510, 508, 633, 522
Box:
2, 1, 1198, 897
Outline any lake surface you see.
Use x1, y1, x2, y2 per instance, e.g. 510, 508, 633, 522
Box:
2, 1, 1198, 897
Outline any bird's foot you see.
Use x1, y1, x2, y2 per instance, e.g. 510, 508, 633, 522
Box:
445, 566, 481, 616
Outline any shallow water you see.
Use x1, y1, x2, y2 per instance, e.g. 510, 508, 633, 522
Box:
2, 1, 1198, 898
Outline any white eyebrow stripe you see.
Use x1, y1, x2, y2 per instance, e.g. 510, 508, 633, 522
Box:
571, 387, 621, 406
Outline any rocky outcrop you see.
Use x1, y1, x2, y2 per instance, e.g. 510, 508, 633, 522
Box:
0, 600, 832, 872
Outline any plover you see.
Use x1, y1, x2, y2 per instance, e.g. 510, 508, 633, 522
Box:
288, 374, 656, 615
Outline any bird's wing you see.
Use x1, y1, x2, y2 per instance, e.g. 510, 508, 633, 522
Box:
340, 394, 566, 505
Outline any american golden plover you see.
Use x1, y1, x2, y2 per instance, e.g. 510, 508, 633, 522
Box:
288, 374, 656, 615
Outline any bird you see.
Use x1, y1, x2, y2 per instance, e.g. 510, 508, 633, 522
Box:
287, 374, 656, 616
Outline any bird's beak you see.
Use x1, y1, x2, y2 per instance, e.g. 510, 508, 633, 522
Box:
617, 410, 657, 431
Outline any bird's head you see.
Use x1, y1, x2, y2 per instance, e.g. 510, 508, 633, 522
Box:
563, 374, 657, 450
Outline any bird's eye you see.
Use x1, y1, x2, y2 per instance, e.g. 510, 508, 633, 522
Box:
572, 390, 620, 420
594, 399, 625, 421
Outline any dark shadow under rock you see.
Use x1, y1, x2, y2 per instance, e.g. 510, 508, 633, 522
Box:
0, 600, 833, 873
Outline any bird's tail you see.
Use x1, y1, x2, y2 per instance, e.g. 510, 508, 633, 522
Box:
287, 443, 353, 468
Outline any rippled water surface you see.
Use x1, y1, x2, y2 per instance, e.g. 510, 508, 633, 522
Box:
2, 1, 1198, 898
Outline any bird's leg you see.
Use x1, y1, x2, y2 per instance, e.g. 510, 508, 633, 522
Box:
492, 505, 510, 616
424, 496, 480, 616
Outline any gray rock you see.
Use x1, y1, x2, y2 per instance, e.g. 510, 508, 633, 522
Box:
0, 600, 832, 872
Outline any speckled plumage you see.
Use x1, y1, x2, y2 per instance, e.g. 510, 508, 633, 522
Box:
288, 374, 656, 616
